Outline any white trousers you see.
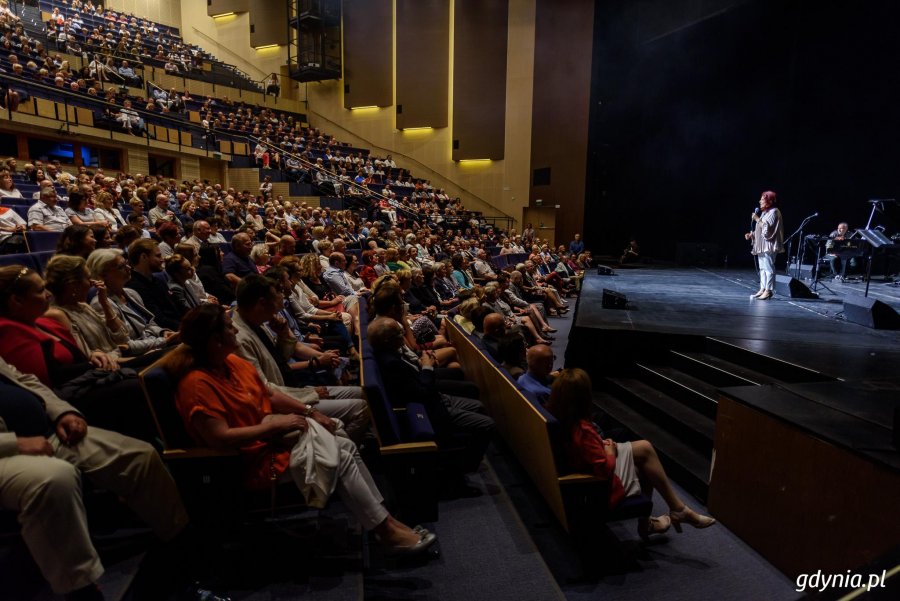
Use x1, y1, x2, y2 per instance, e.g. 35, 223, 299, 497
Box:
757, 252, 776, 291
289, 435, 388, 531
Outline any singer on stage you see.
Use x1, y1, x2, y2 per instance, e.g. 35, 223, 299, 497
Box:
744, 191, 784, 300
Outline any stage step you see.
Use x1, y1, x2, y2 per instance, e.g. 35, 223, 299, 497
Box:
603, 377, 714, 455
592, 391, 711, 502
633, 363, 719, 420
704, 338, 835, 383
669, 350, 786, 387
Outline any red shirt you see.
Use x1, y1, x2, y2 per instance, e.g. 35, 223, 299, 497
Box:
568, 419, 625, 509
176, 354, 290, 489
0, 316, 85, 385
358, 265, 378, 288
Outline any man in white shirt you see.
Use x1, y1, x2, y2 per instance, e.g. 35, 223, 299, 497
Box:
27, 187, 69, 231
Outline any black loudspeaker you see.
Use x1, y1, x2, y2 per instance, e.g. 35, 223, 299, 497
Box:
842, 296, 900, 330
774, 275, 818, 299
787, 261, 816, 281
602, 289, 627, 309
597, 265, 615, 276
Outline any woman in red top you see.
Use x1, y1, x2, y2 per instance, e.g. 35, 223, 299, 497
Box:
0, 265, 118, 386
545, 368, 715, 540
0, 265, 156, 441
358, 250, 379, 289
167, 304, 436, 556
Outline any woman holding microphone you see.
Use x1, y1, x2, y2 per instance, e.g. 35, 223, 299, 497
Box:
745, 191, 784, 300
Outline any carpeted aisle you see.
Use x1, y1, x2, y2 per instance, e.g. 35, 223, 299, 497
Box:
364, 460, 566, 601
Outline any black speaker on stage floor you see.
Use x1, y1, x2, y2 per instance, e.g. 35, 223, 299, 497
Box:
843, 296, 900, 330
602, 289, 627, 309
774, 275, 818, 299
597, 265, 615, 275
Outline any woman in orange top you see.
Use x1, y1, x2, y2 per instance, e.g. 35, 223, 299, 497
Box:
545, 368, 715, 540
168, 304, 436, 555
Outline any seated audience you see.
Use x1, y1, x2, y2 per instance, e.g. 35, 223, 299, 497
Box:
124, 239, 183, 330
56, 224, 97, 258
0, 195, 27, 253
368, 315, 494, 474
545, 368, 716, 539
86, 248, 176, 357
27, 186, 69, 231
165, 252, 202, 313
517, 343, 556, 405
0, 356, 192, 601
165, 304, 436, 556
0, 264, 154, 440
231, 275, 369, 442
195, 243, 235, 306
222, 232, 257, 285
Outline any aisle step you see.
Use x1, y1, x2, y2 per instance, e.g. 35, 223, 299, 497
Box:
633, 363, 719, 420
593, 391, 711, 501
603, 378, 714, 455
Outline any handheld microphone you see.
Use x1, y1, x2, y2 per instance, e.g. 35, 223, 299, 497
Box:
754, 208, 760, 215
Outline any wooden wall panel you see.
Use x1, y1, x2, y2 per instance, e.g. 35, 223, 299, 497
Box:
396, 0, 449, 129
343, 0, 393, 109
528, 0, 593, 245
126, 148, 149, 174
710, 396, 900, 577
207, 0, 250, 18
181, 156, 201, 181
452, 0, 508, 160
249, 0, 288, 48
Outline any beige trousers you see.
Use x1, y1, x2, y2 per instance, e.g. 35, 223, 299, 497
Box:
0, 427, 188, 594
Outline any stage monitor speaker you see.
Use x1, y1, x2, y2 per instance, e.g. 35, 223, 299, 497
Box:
842, 296, 900, 330
602, 289, 627, 309
774, 275, 818, 299
787, 262, 815, 281
597, 265, 615, 276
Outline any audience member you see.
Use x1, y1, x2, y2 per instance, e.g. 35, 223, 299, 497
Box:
546, 368, 716, 539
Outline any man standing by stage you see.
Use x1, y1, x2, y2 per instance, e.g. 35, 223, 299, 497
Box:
745, 190, 784, 300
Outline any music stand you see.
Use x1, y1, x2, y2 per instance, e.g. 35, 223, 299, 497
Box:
785, 213, 818, 278
809, 237, 834, 295
857, 228, 893, 297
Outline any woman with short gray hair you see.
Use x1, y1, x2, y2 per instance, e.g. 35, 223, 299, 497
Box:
86, 248, 177, 356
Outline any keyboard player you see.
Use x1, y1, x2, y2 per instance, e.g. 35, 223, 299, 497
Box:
825, 222, 860, 279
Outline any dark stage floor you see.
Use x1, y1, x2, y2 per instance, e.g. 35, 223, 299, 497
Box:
576, 266, 900, 381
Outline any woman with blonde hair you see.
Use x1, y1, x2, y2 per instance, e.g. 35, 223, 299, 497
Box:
297, 253, 356, 335
545, 368, 716, 539
42, 254, 128, 363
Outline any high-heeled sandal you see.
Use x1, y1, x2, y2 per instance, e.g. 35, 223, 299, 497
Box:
377, 529, 438, 556
637, 515, 671, 541
669, 506, 716, 532
543, 327, 558, 333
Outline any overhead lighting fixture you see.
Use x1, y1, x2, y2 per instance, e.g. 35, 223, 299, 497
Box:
458, 158, 492, 163
350, 105, 378, 110
253, 44, 280, 50
211, 12, 234, 18
401, 126, 433, 131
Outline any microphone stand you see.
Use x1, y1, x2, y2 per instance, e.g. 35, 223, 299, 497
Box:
750, 212, 759, 280
785, 212, 818, 278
